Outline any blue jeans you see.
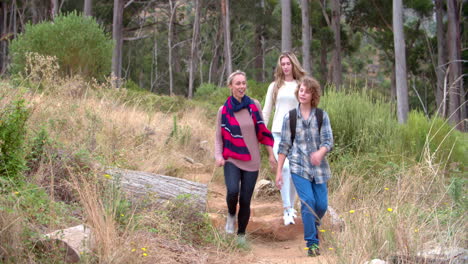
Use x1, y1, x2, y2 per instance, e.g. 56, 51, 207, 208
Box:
224, 162, 259, 235
291, 173, 328, 247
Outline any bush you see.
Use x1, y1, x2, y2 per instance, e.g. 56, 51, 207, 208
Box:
321, 89, 397, 154
0, 99, 29, 185
399, 111, 467, 167
10, 11, 113, 80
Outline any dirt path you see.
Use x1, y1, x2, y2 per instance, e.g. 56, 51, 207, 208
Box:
188, 172, 336, 264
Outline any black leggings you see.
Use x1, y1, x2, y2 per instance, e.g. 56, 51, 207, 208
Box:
224, 162, 259, 235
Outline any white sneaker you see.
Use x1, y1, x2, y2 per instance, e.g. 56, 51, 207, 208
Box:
225, 214, 236, 234
288, 208, 298, 218
283, 210, 295, 226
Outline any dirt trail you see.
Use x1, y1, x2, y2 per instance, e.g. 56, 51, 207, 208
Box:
187, 172, 336, 264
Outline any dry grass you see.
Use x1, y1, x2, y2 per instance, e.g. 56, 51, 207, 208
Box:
325, 158, 466, 263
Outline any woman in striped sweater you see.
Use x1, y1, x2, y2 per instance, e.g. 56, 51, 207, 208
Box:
215, 70, 277, 245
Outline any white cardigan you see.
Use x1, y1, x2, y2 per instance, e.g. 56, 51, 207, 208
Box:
262, 80, 299, 133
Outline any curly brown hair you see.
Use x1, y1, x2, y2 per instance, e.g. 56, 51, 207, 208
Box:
294, 76, 321, 108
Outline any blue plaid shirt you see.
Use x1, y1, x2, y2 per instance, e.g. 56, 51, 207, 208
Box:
277, 107, 333, 184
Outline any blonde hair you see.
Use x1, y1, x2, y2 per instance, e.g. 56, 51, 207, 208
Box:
295, 76, 321, 108
226, 70, 246, 86
272, 52, 306, 105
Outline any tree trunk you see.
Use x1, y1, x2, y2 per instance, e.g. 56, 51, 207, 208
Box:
168, 0, 178, 95
151, 34, 158, 93
0, 2, 7, 74
111, 0, 123, 88
84, 0, 92, 17
254, 24, 263, 81
208, 16, 223, 84
221, 0, 232, 77
446, 0, 463, 130
188, 0, 201, 98
393, 0, 409, 123
281, 0, 292, 52
105, 168, 208, 212
435, 0, 447, 117
301, 0, 311, 75
51, 0, 58, 19
331, 0, 342, 90
320, 38, 328, 87
31, 0, 39, 24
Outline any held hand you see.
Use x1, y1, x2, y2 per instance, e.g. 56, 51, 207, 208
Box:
215, 159, 225, 167
275, 173, 283, 189
268, 155, 277, 173
310, 150, 325, 166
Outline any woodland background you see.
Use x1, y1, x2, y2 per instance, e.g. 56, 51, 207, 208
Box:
0, 0, 467, 263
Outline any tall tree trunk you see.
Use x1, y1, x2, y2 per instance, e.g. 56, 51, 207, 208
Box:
188, 0, 201, 98
208, 16, 222, 84
435, 0, 447, 117
221, 0, 232, 76
1, 2, 7, 74
168, 0, 180, 95
84, 0, 92, 17
446, 0, 463, 130
281, 0, 292, 52
331, 0, 342, 90
31, 0, 39, 24
111, 0, 123, 88
151, 33, 158, 93
393, 0, 409, 123
300, 0, 311, 75
253, 0, 266, 82
320, 38, 328, 87
254, 24, 263, 82
51, 0, 58, 19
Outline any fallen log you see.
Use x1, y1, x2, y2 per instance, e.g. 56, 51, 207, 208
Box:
105, 168, 208, 211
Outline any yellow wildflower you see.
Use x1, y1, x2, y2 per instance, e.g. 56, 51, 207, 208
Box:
104, 174, 112, 179
141, 247, 147, 251
349, 210, 355, 214
329, 247, 334, 250
384, 188, 389, 191
387, 208, 393, 212
414, 229, 419, 233
304, 247, 309, 250
14, 191, 19, 195
142, 253, 148, 257
131, 249, 136, 252
319, 229, 326, 233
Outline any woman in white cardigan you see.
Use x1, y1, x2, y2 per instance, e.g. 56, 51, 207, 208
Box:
263, 52, 306, 226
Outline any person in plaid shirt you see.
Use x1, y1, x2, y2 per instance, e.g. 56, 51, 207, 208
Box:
275, 76, 333, 257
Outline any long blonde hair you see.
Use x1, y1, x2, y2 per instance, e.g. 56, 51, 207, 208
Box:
272, 52, 306, 105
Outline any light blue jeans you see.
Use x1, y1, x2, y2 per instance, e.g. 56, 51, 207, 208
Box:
273, 132, 296, 209
291, 173, 328, 247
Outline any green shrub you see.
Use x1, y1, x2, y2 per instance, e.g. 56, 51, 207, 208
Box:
399, 111, 467, 166
0, 99, 29, 185
10, 11, 113, 80
321, 89, 397, 154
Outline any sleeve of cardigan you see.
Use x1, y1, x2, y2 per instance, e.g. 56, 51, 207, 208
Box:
214, 106, 224, 161
262, 82, 275, 127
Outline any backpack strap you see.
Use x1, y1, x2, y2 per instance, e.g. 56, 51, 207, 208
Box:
289, 108, 297, 144
316, 108, 323, 135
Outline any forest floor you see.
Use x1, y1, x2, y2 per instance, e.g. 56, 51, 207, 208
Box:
187, 172, 337, 264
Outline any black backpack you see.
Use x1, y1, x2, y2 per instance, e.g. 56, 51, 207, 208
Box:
289, 108, 323, 144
